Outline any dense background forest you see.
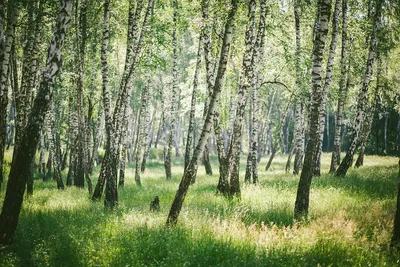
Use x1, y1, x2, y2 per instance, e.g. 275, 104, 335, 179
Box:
1, 0, 400, 265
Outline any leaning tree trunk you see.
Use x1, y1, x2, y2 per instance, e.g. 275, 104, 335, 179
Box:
314, 0, 341, 176
200, 0, 227, 191
14, 1, 42, 152
0, 0, 73, 245
335, 0, 381, 177
102, 0, 153, 209
164, 0, 178, 180
355, 51, 381, 168
184, 39, 201, 170
93, 0, 152, 205
329, 0, 348, 173
294, 0, 333, 219
166, 0, 238, 227
0, 2, 18, 191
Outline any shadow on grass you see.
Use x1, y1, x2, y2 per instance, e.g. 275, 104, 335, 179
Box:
242, 206, 294, 227
2, 206, 107, 266
2, 212, 392, 267
111, 225, 390, 266
312, 165, 398, 199
259, 165, 398, 200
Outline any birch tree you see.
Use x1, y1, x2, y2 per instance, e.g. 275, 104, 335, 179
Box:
329, 0, 349, 173
0, 0, 73, 245
314, 0, 341, 176
165, 0, 178, 180
166, 0, 238, 226
0, 1, 18, 191
335, 0, 382, 177
294, 0, 333, 219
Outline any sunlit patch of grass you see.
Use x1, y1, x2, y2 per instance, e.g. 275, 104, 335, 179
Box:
0, 153, 399, 266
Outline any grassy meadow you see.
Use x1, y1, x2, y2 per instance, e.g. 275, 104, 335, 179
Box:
0, 151, 400, 266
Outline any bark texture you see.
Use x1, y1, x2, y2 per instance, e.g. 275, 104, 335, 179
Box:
165, 0, 178, 180
166, 0, 238, 226
0, 1, 18, 191
335, 0, 381, 177
329, 0, 348, 173
294, 0, 332, 219
314, 0, 341, 176
0, 0, 73, 245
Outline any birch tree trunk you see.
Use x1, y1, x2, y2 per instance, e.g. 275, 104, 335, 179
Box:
135, 82, 149, 186
141, 106, 156, 172
228, 0, 258, 197
200, 0, 229, 190
184, 39, 201, 170
335, 0, 381, 177
92, 0, 112, 200
39, 130, 47, 181
0, 1, 18, 191
329, 0, 348, 173
249, 0, 267, 184
14, 1, 42, 152
119, 108, 131, 187
314, 0, 341, 176
103, 0, 153, 208
164, 0, 178, 180
47, 101, 65, 190
74, 0, 90, 191
294, 0, 333, 219
0, 0, 73, 245
292, 0, 305, 175
166, 0, 238, 226
293, 103, 305, 174
355, 53, 381, 168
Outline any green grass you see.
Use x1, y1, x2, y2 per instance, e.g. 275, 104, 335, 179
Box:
1, 152, 400, 266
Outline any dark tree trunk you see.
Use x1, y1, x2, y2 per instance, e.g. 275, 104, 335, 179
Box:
203, 140, 213, 175
265, 148, 277, 172
0, 0, 72, 245
0, 1, 18, 192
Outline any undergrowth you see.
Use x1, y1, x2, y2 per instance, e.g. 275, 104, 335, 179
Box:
0, 152, 399, 266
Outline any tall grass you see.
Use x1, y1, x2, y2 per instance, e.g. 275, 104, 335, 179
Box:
0, 152, 399, 266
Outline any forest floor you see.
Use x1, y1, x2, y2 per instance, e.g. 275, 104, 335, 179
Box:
0, 152, 399, 266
